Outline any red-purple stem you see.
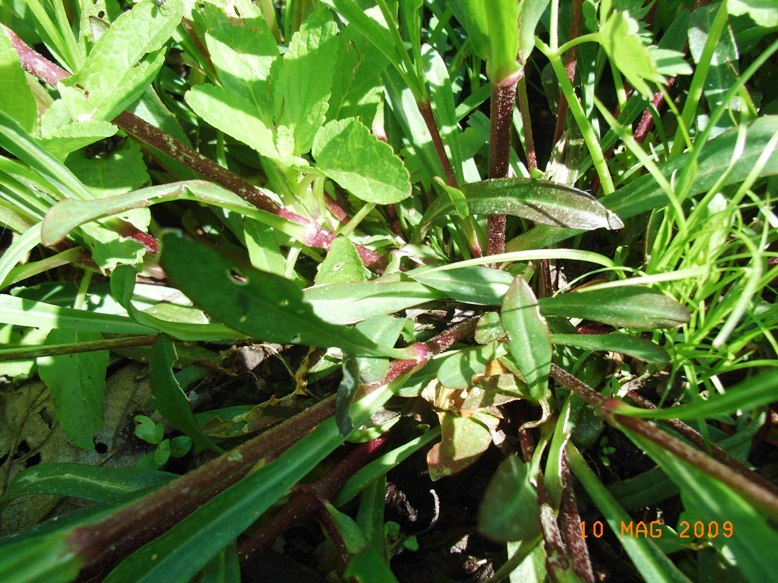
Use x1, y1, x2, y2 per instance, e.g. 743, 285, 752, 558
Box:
67, 395, 337, 566
487, 73, 520, 256
237, 434, 389, 563
416, 99, 457, 187
552, 0, 583, 146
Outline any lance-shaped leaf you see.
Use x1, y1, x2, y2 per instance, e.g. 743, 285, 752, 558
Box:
41, 180, 306, 247
551, 333, 670, 364
501, 277, 551, 401
539, 287, 690, 329
150, 335, 221, 453
158, 232, 408, 359
1, 464, 174, 505
418, 178, 623, 238
313, 118, 411, 204
451, 1, 519, 82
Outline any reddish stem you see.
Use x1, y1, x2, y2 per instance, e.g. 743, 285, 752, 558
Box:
487, 73, 520, 257
558, 453, 595, 582
416, 99, 457, 187
237, 434, 389, 563
552, 0, 583, 146
67, 395, 337, 566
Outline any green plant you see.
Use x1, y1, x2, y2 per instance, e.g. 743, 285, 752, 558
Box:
0, 0, 776, 581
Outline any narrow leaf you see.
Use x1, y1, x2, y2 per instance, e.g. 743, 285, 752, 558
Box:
539, 287, 690, 329
411, 266, 513, 305
150, 335, 221, 452
617, 369, 778, 420
551, 333, 670, 364
501, 277, 551, 400
420, 178, 623, 238
1, 464, 174, 505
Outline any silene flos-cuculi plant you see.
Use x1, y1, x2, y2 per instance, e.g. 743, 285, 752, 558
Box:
0, 0, 776, 581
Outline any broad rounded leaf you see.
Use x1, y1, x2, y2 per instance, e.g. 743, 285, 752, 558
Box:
479, 455, 541, 542
313, 118, 411, 204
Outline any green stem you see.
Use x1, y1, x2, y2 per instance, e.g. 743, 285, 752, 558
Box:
670, 1, 729, 158
538, 40, 614, 194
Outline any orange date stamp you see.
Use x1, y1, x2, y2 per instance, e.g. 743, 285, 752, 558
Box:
580, 520, 734, 539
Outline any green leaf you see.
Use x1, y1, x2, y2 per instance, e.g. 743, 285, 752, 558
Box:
274, 8, 340, 156
324, 0, 404, 74
423, 47, 464, 183
437, 344, 498, 390
159, 232, 408, 358
478, 455, 541, 542
354, 315, 406, 386
517, 0, 550, 64
482, 0, 519, 81
501, 277, 551, 401
304, 277, 444, 325
0, 294, 154, 335
198, 1, 278, 127
150, 335, 221, 452
475, 312, 506, 344
0, 29, 37, 133
41, 180, 306, 247
185, 85, 279, 159
59, 0, 183, 122
39, 120, 118, 161
1, 463, 174, 505
328, 22, 388, 124
410, 266, 513, 305
313, 118, 411, 204
551, 333, 670, 364
37, 329, 109, 449
622, 429, 778, 583
134, 415, 164, 444
336, 355, 360, 435
0, 533, 84, 583
538, 287, 690, 329
617, 369, 778, 420
419, 178, 623, 238
110, 265, 241, 341
65, 139, 150, 197
509, 116, 778, 251
315, 236, 368, 284
594, 11, 659, 98
728, 0, 778, 27
427, 412, 497, 481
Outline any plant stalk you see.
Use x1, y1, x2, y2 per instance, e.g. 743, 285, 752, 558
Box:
487, 73, 520, 256
237, 434, 389, 563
